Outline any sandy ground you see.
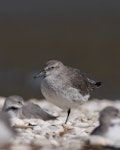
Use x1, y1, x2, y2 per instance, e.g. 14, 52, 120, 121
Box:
0, 97, 120, 150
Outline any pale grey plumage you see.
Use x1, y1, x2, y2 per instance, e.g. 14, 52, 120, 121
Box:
91, 106, 120, 141
2, 95, 57, 121
34, 60, 101, 123
21, 102, 57, 120
2, 95, 24, 118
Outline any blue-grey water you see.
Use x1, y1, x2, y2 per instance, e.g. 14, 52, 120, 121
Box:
0, 0, 120, 99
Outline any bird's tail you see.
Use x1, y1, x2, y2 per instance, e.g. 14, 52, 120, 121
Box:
94, 81, 102, 87
87, 78, 102, 89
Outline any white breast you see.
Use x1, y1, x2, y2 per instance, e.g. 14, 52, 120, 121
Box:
0, 121, 13, 146
104, 119, 120, 141
41, 76, 89, 110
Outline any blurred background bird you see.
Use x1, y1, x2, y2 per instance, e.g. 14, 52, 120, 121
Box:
2, 95, 57, 120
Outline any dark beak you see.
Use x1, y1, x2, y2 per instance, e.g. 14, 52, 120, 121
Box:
33, 71, 45, 79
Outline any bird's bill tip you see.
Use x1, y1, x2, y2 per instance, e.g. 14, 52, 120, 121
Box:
96, 81, 102, 87
33, 72, 44, 79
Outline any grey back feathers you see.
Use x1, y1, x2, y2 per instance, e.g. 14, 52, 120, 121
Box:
44, 60, 101, 95
22, 102, 57, 120
64, 67, 101, 95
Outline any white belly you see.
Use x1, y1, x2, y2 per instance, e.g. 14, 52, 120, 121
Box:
0, 121, 13, 146
40, 77, 89, 110
104, 119, 120, 141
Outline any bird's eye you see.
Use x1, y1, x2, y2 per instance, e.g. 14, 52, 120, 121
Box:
18, 101, 21, 104
51, 66, 54, 69
47, 66, 55, 70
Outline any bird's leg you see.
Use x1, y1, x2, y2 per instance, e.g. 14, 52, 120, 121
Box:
65, 108, 71, 124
